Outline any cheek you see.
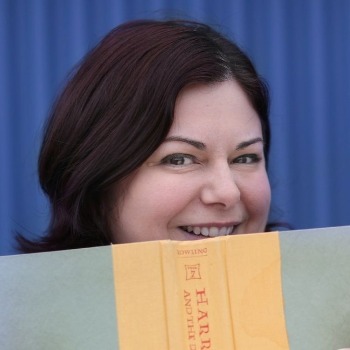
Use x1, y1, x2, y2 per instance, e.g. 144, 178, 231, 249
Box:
122, 173, 198, 221
241, 174, 271, 217
143, 180, 197, 218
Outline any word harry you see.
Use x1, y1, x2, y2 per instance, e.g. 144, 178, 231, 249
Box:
184, 288, 211, 350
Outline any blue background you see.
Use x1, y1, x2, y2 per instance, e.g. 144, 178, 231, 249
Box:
1, 0, 350, 255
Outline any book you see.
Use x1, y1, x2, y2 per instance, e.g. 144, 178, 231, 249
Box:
1, 226, 350, 349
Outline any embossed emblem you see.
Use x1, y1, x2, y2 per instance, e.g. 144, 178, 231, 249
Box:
185, 264, 201, 280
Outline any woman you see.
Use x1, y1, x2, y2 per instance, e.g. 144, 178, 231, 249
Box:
18, 19, 271, 252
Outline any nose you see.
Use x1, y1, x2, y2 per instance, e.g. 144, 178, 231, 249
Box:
200, 163, 240, 208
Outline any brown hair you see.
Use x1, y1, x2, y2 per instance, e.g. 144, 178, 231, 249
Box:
18, 19, 270, 252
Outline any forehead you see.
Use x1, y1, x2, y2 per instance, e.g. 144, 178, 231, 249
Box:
170, 80, 262, 140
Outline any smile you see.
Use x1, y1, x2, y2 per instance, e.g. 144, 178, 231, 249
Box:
180, 225, 236, 237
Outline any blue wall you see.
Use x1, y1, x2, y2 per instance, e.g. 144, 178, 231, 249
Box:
1, 0, 350, 255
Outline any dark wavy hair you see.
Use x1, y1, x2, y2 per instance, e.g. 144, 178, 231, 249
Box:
17, 19, 270, 252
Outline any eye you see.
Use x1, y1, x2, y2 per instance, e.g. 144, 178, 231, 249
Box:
160, 153, 196, 166
234, 153, 261, 164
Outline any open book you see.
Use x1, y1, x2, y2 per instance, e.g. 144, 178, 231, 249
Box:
1, 226, 350, 349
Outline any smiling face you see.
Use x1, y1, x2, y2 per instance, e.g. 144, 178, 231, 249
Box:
110, 79, 271, 243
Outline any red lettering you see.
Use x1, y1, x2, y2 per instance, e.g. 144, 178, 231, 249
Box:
196, 288, 208, 305
197, 309, 208, 321
199, 323, 209, 336
201, 339, 211, 349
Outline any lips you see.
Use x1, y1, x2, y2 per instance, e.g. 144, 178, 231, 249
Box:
180, 225, 236, 237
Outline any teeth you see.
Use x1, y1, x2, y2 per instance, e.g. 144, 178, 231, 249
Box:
209, 227, 219, 237
183, 225, 235, 237
193, 227, 201, 235
219, 227, 227, 236
201, 227, 209, 236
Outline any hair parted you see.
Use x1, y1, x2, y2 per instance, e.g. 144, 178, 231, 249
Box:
18, 19, 270, 252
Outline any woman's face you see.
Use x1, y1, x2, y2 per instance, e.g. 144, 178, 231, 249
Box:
111, 79, 271, 243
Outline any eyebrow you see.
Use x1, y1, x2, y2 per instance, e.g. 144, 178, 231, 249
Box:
236, 137, 264, 150
164, 136, 264, 150
164, 136, 206, 150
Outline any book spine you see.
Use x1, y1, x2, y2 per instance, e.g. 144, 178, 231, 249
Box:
162, 238, 236, 349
